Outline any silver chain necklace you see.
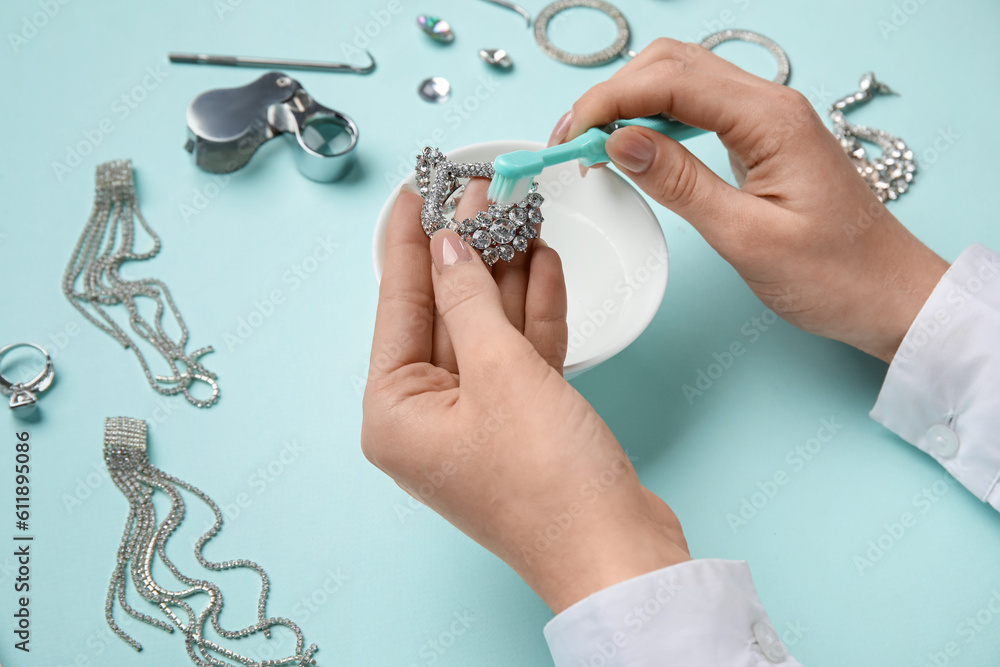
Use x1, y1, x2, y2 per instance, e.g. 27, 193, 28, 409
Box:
829, 72, 916, 202
62, 160, 220, 408
104, 417, 318, 666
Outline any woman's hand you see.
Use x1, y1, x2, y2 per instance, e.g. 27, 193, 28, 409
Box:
362, 180, 688, 613
550, 38, 949, 363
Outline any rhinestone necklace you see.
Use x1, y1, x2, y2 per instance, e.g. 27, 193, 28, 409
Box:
103, 417, 318, 666
829, 73, 916, 203
62, 160, 220, 408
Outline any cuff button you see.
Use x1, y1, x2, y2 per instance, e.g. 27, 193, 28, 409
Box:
926, 424, 960, 459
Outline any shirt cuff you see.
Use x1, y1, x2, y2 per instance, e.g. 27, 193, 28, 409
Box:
871, 244, 1000, 510
543, 559, 802, 667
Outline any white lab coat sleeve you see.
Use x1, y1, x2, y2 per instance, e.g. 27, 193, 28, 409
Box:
871, 244, 1000, 511
543, 559, 802, 666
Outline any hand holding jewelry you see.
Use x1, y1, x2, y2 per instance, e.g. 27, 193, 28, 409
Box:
364, 187, 690, 614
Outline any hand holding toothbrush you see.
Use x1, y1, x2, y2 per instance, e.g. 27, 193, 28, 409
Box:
550, 37, 948, 363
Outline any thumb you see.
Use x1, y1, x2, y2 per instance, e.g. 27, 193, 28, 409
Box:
605, 126, 759, 248
429, 229, 521, 371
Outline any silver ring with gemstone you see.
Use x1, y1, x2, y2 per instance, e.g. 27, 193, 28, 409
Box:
534, 0, 631, 67
0, 343, 55, 415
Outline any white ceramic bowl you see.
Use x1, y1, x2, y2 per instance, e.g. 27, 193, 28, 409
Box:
372, 140, 668, 377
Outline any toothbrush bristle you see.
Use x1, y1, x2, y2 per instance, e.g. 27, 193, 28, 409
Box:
488, 176, 531, 205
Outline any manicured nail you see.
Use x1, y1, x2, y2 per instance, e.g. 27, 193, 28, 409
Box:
607, 131, 656, 174
400, 182, 420, 196
430, 229, 471, 272
547, 110, 574, 147
579, 163, 588, 179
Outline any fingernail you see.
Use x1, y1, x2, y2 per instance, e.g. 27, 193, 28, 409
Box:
547, 110, 574, 147
607, 131, 656, 174
579, 163, 588, 179
400, 182, 420, 196
430, 229, 471, 272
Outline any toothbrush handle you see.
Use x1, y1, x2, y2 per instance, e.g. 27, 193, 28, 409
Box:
573, 116, 708, 166
614, 116, 708, 144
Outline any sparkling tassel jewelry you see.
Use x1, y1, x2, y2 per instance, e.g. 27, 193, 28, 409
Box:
63, 160, 220, 408
829, 73, 916, 203
103, 417, 318, 666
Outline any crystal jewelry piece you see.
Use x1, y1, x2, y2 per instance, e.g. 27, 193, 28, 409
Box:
415, 147, 543, 265
479, 48, 513, 69
0, 343, 54, 417
699, 29, 791, 86
63, 160, 220, 409
103, 417, 319, 667
417, 15, 454, 43
478, 0, 531, 26
535, 0, 635, 67
418, 76, 452, 103
829, 72, 915, 203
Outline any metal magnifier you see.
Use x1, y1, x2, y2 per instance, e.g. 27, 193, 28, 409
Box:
184, 71, 359, 182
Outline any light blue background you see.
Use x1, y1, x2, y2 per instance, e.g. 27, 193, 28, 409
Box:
2, 0, 999, 665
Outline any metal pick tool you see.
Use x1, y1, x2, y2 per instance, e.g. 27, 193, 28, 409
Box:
184, 71, 359, 182
169, 51, 376, 74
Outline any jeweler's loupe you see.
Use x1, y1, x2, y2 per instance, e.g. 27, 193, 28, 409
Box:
184, 71, 359, 182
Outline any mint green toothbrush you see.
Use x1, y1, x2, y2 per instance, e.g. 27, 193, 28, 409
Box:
487, 116, 706, 205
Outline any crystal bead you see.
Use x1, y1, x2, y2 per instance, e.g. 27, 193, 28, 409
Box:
512, 235, 528, 252
490, 221, 515, 244
471, 229, 492, 249
528, 208, 543, 224
476, 212, 491, 228
481, 247, 500, 265
418, 77, 451, 103
508, 207, 527, 224
488, 204, 507, 219
498, 245, 514, 262
417, 16, 454, 42
896, 181, 908, 194
526, 193, 544, 207
458, 218, 476, 235
478, 48, 512, 69
522, 224, 538, 239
